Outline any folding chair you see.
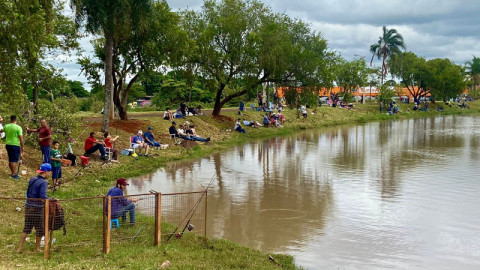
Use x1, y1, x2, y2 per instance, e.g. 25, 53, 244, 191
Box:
129, 136, 137, 153
105, 147, 113, 160
170, 134, 182, 145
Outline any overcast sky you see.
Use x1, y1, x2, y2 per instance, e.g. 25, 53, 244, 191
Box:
57, 0, 480, 89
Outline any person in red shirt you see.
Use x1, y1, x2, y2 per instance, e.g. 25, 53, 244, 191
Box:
27, 119, 52, 164
84, 132, 107, 160
103, 132, 119, 162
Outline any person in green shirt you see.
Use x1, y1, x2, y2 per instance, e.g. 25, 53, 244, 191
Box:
1, 115, 24, 180
50, 141, 62, 190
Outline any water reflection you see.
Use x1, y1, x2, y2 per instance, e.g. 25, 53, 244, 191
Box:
129, 116, 480, 269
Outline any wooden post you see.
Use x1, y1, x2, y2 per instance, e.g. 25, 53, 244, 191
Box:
43, 199, 50, 259
102, 196, 107, 253
154, 193, 162, 246
103, 196, 111, 254
204, 191, 207, 240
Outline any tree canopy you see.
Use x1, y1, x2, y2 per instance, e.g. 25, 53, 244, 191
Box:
181, 0, 333, 115
370, 25, 406, 84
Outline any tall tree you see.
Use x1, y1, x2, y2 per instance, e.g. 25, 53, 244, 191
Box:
75, 0, 180, 120
183, 0, 333, 115
335, 57, 368, 97
389, 52, 429, 101
182, 0, 267, 116
71, 0, 153, 130
426, 58, 465, 100
465, 56, 480, 99
0, 0, 78, 114
370, 25, 406, 84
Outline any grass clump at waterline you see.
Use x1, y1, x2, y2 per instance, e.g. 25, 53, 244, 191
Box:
0, 101, 479, 269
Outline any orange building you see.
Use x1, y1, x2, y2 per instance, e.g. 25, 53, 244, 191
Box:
276, 86, 437, 99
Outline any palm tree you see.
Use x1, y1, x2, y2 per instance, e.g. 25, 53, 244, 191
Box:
370, 25, 406, 85
465, 56, 480, 99
70, 0, 153, 131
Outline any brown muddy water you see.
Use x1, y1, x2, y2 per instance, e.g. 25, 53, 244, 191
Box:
128, 116, 480, 269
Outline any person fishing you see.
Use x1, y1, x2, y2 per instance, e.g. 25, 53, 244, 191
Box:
18, 163, 52, 253
106, 178, 138, 226
27, 118, 52, 164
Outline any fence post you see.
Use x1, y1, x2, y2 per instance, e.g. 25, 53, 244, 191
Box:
154, 193, 162, 246
44, 199, 50, 259
103, 196, 111, 254
204, 190, 207, 240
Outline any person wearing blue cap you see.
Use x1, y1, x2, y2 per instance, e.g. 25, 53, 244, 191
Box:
18, 163, 51, 253
144, 127, 161, 147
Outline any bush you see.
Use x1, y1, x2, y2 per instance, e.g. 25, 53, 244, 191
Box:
342, 92, 354, 103
79, 98, 91, 111
90, 100, 103, 113
378, 85, 395, 104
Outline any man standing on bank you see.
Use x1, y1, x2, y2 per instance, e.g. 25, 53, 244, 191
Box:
1, 115, 24, 179
18, 163, 51, 253
27, 118, 52, 164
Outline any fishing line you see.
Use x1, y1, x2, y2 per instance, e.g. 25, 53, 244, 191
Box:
166, 173, 216, 241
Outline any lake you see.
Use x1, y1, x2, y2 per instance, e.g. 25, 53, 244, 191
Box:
128, 115, 480, 269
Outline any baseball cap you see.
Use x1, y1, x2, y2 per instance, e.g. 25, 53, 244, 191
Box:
148, 126, 153, 130
36, 163, 52, 173
172, 121, 176, 125
116, 178, 129, 186
138, 130, 143, 135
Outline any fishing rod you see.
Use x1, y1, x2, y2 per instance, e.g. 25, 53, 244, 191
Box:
166, 174, 216, 242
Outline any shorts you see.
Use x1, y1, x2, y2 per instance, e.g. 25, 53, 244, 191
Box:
163, 116, 170, 120
6, 144, 20, 163
132, 143, 141, 149
52, 166, 62, 179
23, 207, 45, 237
302, 113, 307, 118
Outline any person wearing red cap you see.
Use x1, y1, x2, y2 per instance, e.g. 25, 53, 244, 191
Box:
18, 163, 51, 253
106, 178, 138, 225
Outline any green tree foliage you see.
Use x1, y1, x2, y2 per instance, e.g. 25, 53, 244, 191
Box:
389, 52, 429, 100
465, 56, 480, 99
370, 26, 406, 84
426, 58, 465, 100
335, 58, 368, 99
68, 80, 89, 97
76, 0, 183, 120
377, 85, 395, 104
0, 0, 78, 113
71, 0, 155, 128
182, 0, 333, 115
148, 72, 214, 109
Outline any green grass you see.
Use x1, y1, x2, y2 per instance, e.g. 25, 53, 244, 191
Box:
1, 101, 479, 269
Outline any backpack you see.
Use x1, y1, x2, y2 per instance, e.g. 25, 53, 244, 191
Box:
49, 200, 66, 235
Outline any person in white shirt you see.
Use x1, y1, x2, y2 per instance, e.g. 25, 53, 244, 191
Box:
234, 118, 246, 133
300, 105, 307, 122
0, 115, 5, 139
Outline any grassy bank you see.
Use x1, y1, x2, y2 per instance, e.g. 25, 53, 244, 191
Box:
1, 101, 479, 269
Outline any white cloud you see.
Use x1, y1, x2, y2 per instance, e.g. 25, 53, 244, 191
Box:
54, 0, 480, 88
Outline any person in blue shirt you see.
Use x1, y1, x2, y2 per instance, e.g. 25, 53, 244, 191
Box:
132, 130, 149, 156
143, 127, 161, 147
107, 178, 138, 226
18, 163, 51, 253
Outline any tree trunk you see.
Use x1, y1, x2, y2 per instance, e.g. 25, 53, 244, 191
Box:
102, 34, 114, 132
212, 83, 225, 116
33, 81, 39, 115
113, 87, 129, 121
381, 55, 385, 85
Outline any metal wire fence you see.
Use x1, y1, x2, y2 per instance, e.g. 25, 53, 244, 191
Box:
0, 190, 207, 259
